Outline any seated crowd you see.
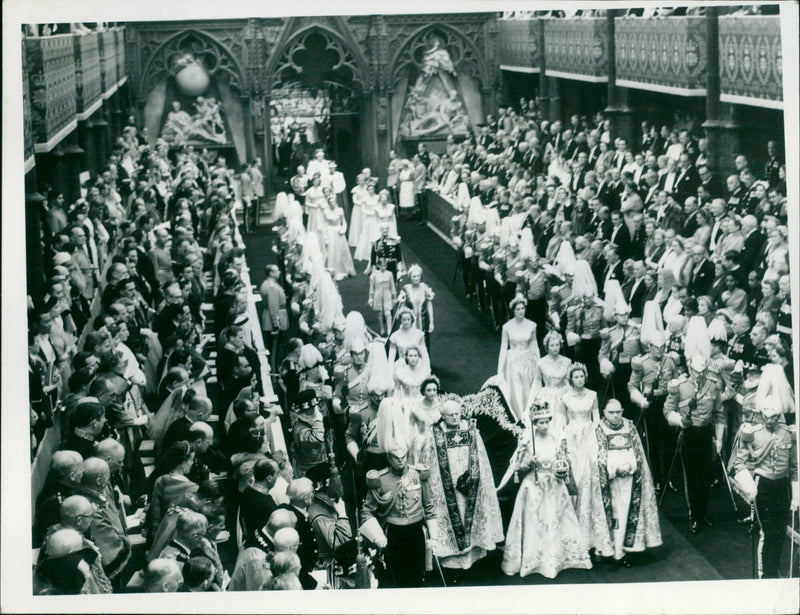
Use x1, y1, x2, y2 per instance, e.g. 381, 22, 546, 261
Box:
27, 93, 796, 595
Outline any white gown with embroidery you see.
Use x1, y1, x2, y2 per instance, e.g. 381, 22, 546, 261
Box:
501, 432, 592, 579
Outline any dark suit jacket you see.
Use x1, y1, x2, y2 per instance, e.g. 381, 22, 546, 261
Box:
627, 278, 649, 319
673, 166, 700, 204
601, 261, 624, 294
239, 487, 277, 537
688, 258, 715, 297
740, 230, 766, 273
681, 211, 700, 238
701, 175, 724, 199
160, 417, 193, 455
609, 224, 632, 261
279, 503, 318, 589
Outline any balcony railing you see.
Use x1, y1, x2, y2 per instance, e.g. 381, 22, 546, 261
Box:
115, 27, 127, 86
615, 16, 707, 96
544, 17, 608, 82
719, 15, 782, 108
74, 32, 103, 118
498, 18, 541, 72
99, 29, 119, 96
25, 34, 78, 152
22, 40, 35, 168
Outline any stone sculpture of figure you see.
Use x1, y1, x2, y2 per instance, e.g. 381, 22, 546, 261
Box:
399, 37, 470, 137
162, 101, 193, 145
189, 97, 227, 145
438, 90, 469, 132
422, 38, 457, 78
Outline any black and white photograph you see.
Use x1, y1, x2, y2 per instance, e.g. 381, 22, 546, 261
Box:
2, 1, 798, 613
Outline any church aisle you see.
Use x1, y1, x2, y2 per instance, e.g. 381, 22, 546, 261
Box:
242, 221, 755, 586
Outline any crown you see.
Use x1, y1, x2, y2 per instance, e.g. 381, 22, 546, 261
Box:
529, 399, 552, 421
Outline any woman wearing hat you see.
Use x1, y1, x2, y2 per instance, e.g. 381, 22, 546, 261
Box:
499, 400, 592, 578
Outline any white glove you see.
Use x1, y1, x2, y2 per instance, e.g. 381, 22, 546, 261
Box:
667, 412, 684, 429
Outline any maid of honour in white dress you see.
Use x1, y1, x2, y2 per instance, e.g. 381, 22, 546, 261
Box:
561, 363, 608, 552
497, 296, 540, 422
320, 198, 356, 281
528, 330, 572, 437
354, 183, 380, 261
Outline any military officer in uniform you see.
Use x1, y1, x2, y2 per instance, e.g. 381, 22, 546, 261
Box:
368, 224, 403, 282
598, 302, 641, 412
498, 240, 527, 326
663, 354, 725, 533
565, 289, 605, 389
475, 229, 498, 319
628, 329, 676, 493
360, 441, 438, 588
732, 399, 798, 578
291, 389, 327, 477
518, 254, 549, 348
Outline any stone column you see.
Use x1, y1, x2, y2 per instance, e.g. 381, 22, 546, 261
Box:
41, 148, 69, 200
109, 91, 123, 141
535, 19, 549, 118
548, 77, 561, 123
62, 136, 85, 205
78, 120, 95, 179
262, 93, 274, 196
360, 90, 378, 172
241, 95, 255, 165
26, 189, 47, 299
604, 10, 635, 146
90, 115, 109, 174
701, 6, 740, 183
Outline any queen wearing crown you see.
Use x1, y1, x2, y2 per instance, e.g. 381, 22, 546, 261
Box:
498, 400, 592, 579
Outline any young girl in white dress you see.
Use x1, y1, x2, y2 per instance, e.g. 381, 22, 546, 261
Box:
393, 345, 431, 399
368, 257, 396, 336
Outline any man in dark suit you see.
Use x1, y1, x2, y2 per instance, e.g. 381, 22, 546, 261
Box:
698, 165, 723, 199
239, 458, 279, 540
609, 210, 632, 261
687, 244, 715, 297
672, 153, 700, 205
739, 214, 766, 274
61, 399, 106, 461
587, 130, 601, 167
601, 244, 624, 295
280, 477, 319, 589
658, 157, 680, 197
681, 196, 701, 238
569, 152, 588, 193
626, 260, 649, 320
642, 169, 660, 208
